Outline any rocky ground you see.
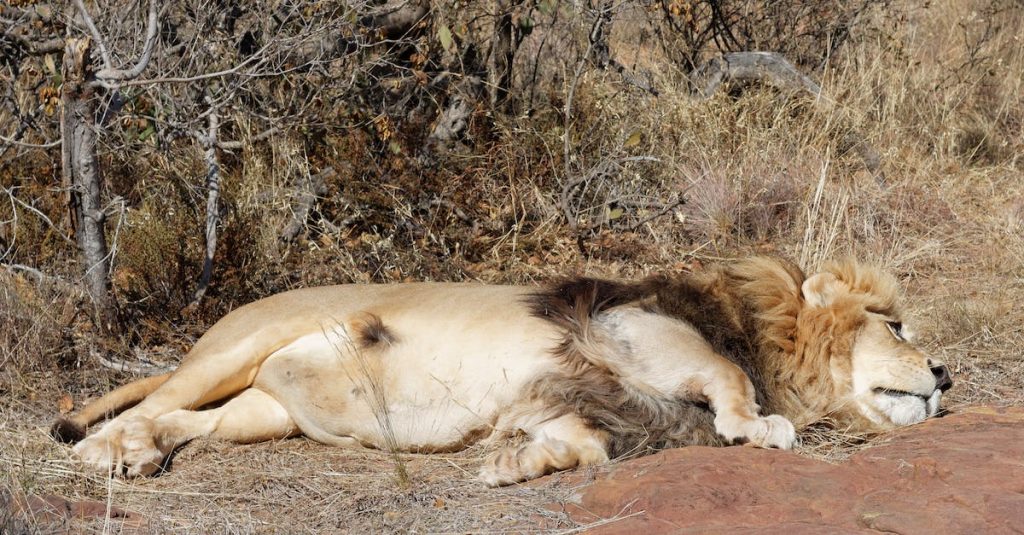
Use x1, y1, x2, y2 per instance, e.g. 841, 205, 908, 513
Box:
544, 405, 1024, 534
9, 405, 1023, 533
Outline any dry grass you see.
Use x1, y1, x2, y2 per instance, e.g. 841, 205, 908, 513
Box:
2, 0, 1023, 531
0, 426, 582, 533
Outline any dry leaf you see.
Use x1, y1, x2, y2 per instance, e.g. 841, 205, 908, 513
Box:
58, 394, 74, 414
623, 130, 642, 147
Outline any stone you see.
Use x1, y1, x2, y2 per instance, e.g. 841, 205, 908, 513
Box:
546, 406, 1024, 534
4, 490, 147, 531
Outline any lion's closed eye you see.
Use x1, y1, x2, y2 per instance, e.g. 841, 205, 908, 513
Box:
886, 321, 903, 340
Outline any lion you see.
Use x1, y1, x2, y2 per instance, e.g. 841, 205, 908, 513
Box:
52, 257, 952, 486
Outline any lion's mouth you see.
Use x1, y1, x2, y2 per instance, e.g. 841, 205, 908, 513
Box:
872, 387, 944, 420
872, 387, 929, 402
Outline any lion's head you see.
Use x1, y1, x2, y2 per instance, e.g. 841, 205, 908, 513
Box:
797, 260, 952, 429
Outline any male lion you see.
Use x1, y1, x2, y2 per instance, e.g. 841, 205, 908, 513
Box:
53, 257, 951, 485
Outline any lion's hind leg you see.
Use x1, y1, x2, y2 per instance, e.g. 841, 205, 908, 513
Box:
479, 413, 609, 487
73, 388, 297, 477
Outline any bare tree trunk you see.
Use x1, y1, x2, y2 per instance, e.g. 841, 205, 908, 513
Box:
191, 108, 220, 306
487, 0, 523, 112
61, 37, 117, 331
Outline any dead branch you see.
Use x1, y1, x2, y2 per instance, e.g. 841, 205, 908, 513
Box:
279, 166, 337, 243
72, 0, 115, 70
217, 127, 282, 150
88, 0, 160, 82
191, 106, 221, 306
691, 51, 884, 184
0, 134, 62, 149
561, 7, 608, 234
628, 195, 686, 231
1, 263, 78, 293
487, 0, 526, 111
2, 186, 75, 246
93, 351, 174, 375
112, 43, 272, 87
691, 51, 821, 98
362, 0, 431, 39
5, 31, 64, 56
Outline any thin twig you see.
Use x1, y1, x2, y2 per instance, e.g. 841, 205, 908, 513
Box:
0, 133, 61, 149
217, 126, 282, 150
72, 0, 114, 70
110, 41, 274, 87
628, 195, 686, 231
1, 186, 75, 246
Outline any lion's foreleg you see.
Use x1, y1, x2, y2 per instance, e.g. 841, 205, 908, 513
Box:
479, 413, 609, 487
702, 363, 795, 449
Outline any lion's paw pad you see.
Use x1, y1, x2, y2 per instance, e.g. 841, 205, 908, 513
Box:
747, 414, 796, 449
71, 416, 167, 477
478, 448, 523, 487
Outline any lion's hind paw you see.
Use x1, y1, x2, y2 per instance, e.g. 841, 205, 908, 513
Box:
71, 415, 169, 477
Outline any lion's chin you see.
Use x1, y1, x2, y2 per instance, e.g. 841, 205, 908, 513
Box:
868, 389, 943, 427
925, 389, 942, 418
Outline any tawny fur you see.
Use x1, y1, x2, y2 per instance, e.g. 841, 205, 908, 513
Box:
57, 256, 939, 485
526, 257, 903, 454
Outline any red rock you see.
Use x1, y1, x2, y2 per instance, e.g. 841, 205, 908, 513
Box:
546, 406, 1024, 534
5, 490, 147, 531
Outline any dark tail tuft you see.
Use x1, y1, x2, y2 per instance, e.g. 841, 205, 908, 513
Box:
50, 417, 86, 444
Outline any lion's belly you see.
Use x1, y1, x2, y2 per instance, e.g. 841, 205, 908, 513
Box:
250, 288, 558, 451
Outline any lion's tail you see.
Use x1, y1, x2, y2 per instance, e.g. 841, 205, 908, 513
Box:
50, 372, 172, 444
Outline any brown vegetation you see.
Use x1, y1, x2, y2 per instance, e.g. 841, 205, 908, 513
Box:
2, 0, 1022, 531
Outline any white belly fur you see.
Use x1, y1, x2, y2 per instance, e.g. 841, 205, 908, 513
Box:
250, 286, 559, 451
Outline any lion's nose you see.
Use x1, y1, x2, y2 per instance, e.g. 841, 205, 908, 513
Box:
931, 364, 953, 392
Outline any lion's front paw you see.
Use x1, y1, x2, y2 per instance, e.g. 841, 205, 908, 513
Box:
716, 413, 796, 449
479, 446, 527, 487
749, 414, 796, 449
72, 416, 169, 477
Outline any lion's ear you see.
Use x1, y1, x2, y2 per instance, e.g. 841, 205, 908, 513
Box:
801, 272, 843, 308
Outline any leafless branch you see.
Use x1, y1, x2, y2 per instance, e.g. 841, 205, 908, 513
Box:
0, 133, 62, 149
1, 262, 79, 294
2, 186, 76, 246
628, 195, 686, 231
217, 127, 282, 150
72, 0, 114, 70
1, 263, 50, 282
5, 31, 64, 56
93, 351, 174, 375
111, 42, 273, 87
93, 0, 160, 82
